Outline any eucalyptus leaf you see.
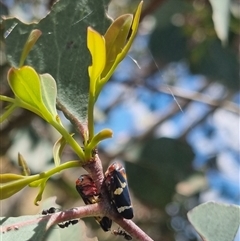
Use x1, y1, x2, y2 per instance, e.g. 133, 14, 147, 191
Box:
187, 202, 240, 241
3, 0, 111, 127
0, 215, 52, 241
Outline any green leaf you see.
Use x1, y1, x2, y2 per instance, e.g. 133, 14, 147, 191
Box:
34, 179, 48, 205
7, 66, 59, 122
0, 174, 40, 199
53, 136, 68, 166
187, 202, 240, 241
209, 0, 230, 45
8, 66, 43, 114
98, 1, 143, 92
39, 73, 58, 117
19, 29, 42, 67
4, 0, 112, 127
102, 14, 133, 77
0, 174, 25, 183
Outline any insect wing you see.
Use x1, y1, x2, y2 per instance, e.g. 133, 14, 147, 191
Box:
105, 163, 133, 219
75, 174, 112, 232
76, 174, 98, 204
94, 216, 112, 232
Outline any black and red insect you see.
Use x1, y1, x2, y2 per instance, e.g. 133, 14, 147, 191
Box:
104, 162, 133, 219
75, 174, 112, 232
113, 228, 132, 240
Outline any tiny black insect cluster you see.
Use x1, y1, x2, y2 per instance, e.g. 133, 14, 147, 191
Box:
41, 207, 79, 228
113, 228, 132, 240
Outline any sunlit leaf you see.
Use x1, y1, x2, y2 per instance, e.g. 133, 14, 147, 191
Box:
8, 66, 43, 111
87, 27, 106, 96
98, 1, 143, 93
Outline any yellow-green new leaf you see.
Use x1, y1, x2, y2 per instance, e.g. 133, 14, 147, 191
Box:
19, 29, 42, 67
34, 179, 48, 205
0, 173, 25, 183
39, 73, 58, 117
120, 1, 143, 59
0, 174, 39, 199
85, 128, 113, 159
87, 27, 106, 96
102, 14, 133, 78
53, 136, 68, 166
96, 1, 143, 98
7, 66, 44, 117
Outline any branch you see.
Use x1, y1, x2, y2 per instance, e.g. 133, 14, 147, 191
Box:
157, 84, 240, 114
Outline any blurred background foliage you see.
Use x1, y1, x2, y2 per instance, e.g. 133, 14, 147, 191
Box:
0, 0, 239, 241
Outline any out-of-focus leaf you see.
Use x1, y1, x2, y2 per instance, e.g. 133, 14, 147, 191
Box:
126, 137, 194, 208
176, 173, 208, 197
187, 202, 240, 241
149, 24, 187, 64
3, 0, 111, 127
189, 40, 239, 89
0, 214, 98, 241
209, 0, 230, 45
0, 215, 52, 241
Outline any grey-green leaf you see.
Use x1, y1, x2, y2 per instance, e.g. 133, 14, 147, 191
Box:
3, 0, 111, 127
187, 202, 240, 241
0, 215, 97, 241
